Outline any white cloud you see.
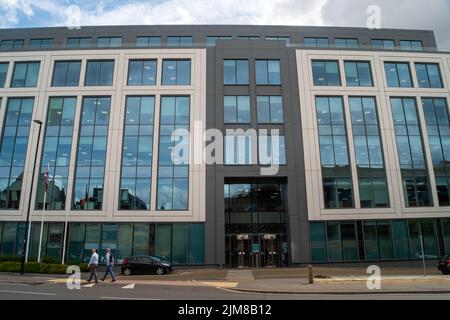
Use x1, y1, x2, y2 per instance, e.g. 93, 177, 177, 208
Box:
0, 0, 34, 26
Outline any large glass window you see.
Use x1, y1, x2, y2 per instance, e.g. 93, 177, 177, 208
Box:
85, 60, 114, 86
316, 96, 353, 209
384, 62, 413, 88
162, 60, 191, 86
35, 97, 76, 210
0, 63, 8, 88
120, 96, 155, 210
97, 37, 122, 48
52, 61, 81, 87
1, 39, 24, 50
391, 98, 432, 207
257, 96, 283, 124
224, 96, 250, 124
265, 36, 291, 45
167, 36, 192, 47
67, 37, 91, 48
341, 222, 358, 261
127, 60, 157, 86
304, 37, 329, 48
400, 40, 423, 51
207, 36, 232, 46
30, 38, 53, 49
157, 97, 190, 211
344, 61, 373, 87
422, 98, 450, 206
255, 60, 281, 85
312, 60, 341, 86
11, 61, 40, 87
259, 135, 286, 165
349, 97, 389, 208
327, 222, 343, 261
310, 222, 327, 262
372, 39, 395, 49
223, 60, 249, 85
224, 134, 254, 165
136, 36, 161, 47
335, 38, 358, 49
72, 97, 111, 210
0, 98, 34, 209
415, 63, 443, 88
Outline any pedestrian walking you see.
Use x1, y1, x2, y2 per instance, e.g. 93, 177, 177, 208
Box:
101, 248, 116, 282
87, 248, 99, 284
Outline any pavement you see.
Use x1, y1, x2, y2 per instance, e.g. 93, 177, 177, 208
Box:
0, 266, 449, 297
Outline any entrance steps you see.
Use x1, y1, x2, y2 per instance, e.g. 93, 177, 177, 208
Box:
226, 270, 254, 281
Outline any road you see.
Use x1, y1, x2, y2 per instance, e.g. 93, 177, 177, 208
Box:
1, 281, 450, 300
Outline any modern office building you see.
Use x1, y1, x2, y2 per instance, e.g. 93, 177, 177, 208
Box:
0, 25, 449, 267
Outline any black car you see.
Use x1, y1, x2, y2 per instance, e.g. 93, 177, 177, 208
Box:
121, 255, 173, 276
437, 255, 450, 275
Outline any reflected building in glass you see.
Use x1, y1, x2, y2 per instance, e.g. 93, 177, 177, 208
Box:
0, 25, 449, 267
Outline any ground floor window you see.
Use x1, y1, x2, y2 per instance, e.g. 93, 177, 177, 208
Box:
0, 221, 204, 265
309, 218, 448, 262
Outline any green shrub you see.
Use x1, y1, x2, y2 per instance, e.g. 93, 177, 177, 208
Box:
0, 256, 21, 263
0, 261, 89, 274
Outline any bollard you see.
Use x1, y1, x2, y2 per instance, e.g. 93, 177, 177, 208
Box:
308, 265, 314, 284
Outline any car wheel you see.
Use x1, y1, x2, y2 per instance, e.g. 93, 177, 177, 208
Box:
441, 270, 449, 275
123, 268, 132, 276
156, 267, 165, 275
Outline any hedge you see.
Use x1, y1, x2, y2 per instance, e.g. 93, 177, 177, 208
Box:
0, 261, 89, 274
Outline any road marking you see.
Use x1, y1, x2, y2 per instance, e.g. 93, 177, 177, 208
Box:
122, 283, 135, 289
100, 296, 161, 300
0, 289, 56, 296
82, 283, 96, 288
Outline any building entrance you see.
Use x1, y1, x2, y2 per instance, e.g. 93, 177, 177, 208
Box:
225, 233, 288, 268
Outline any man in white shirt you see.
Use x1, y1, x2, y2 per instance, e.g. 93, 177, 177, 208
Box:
101, 248, 116, 282
87, 248, 99, 284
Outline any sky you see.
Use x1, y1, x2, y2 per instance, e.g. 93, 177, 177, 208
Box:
0, 0, 449, 49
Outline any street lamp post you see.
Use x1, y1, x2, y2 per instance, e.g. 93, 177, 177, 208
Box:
20, 119, 43, 275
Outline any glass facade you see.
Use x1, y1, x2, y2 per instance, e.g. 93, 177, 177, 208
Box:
255, 60, 281, 85
136, 36, 161, 47
258, 135, 286, 165
30, 38, 53, 49
52, 61, 81, 87
349, 97, 389, 208
422, 98, 450, 206
97, 37, 122, 48
0, 63, 8, 88
162, 60, 191, 85
224, 96, 250, 124
72, 97, 111, 210
0, 98, 34, 209
207, 36, 232, 46
223, 60, 249, 85
167, 36, 192, 47
344, 61, 373, 87
157, 96, 190, 211
36, 97, 76, 210
415, 63, 443, 88
0, 221, 204, 264
385, 62, 413, 88
1, 39, 24, 50
257, 96, 283, 124
400, 40, 423, 51
310, 219, 448, 262
127, 59, 157, 86
312, 60, 341, 86
224, 134, 253, 165
120, 96, 155, 210
304, 37, 329, 48
85, 60, 114, 86
67, 37, 91, 48
335, 38, 358, 48
316, 96, 353, 208
372, 39, 395, 49
391, 97, 432, 207
11, 61, 40, 87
